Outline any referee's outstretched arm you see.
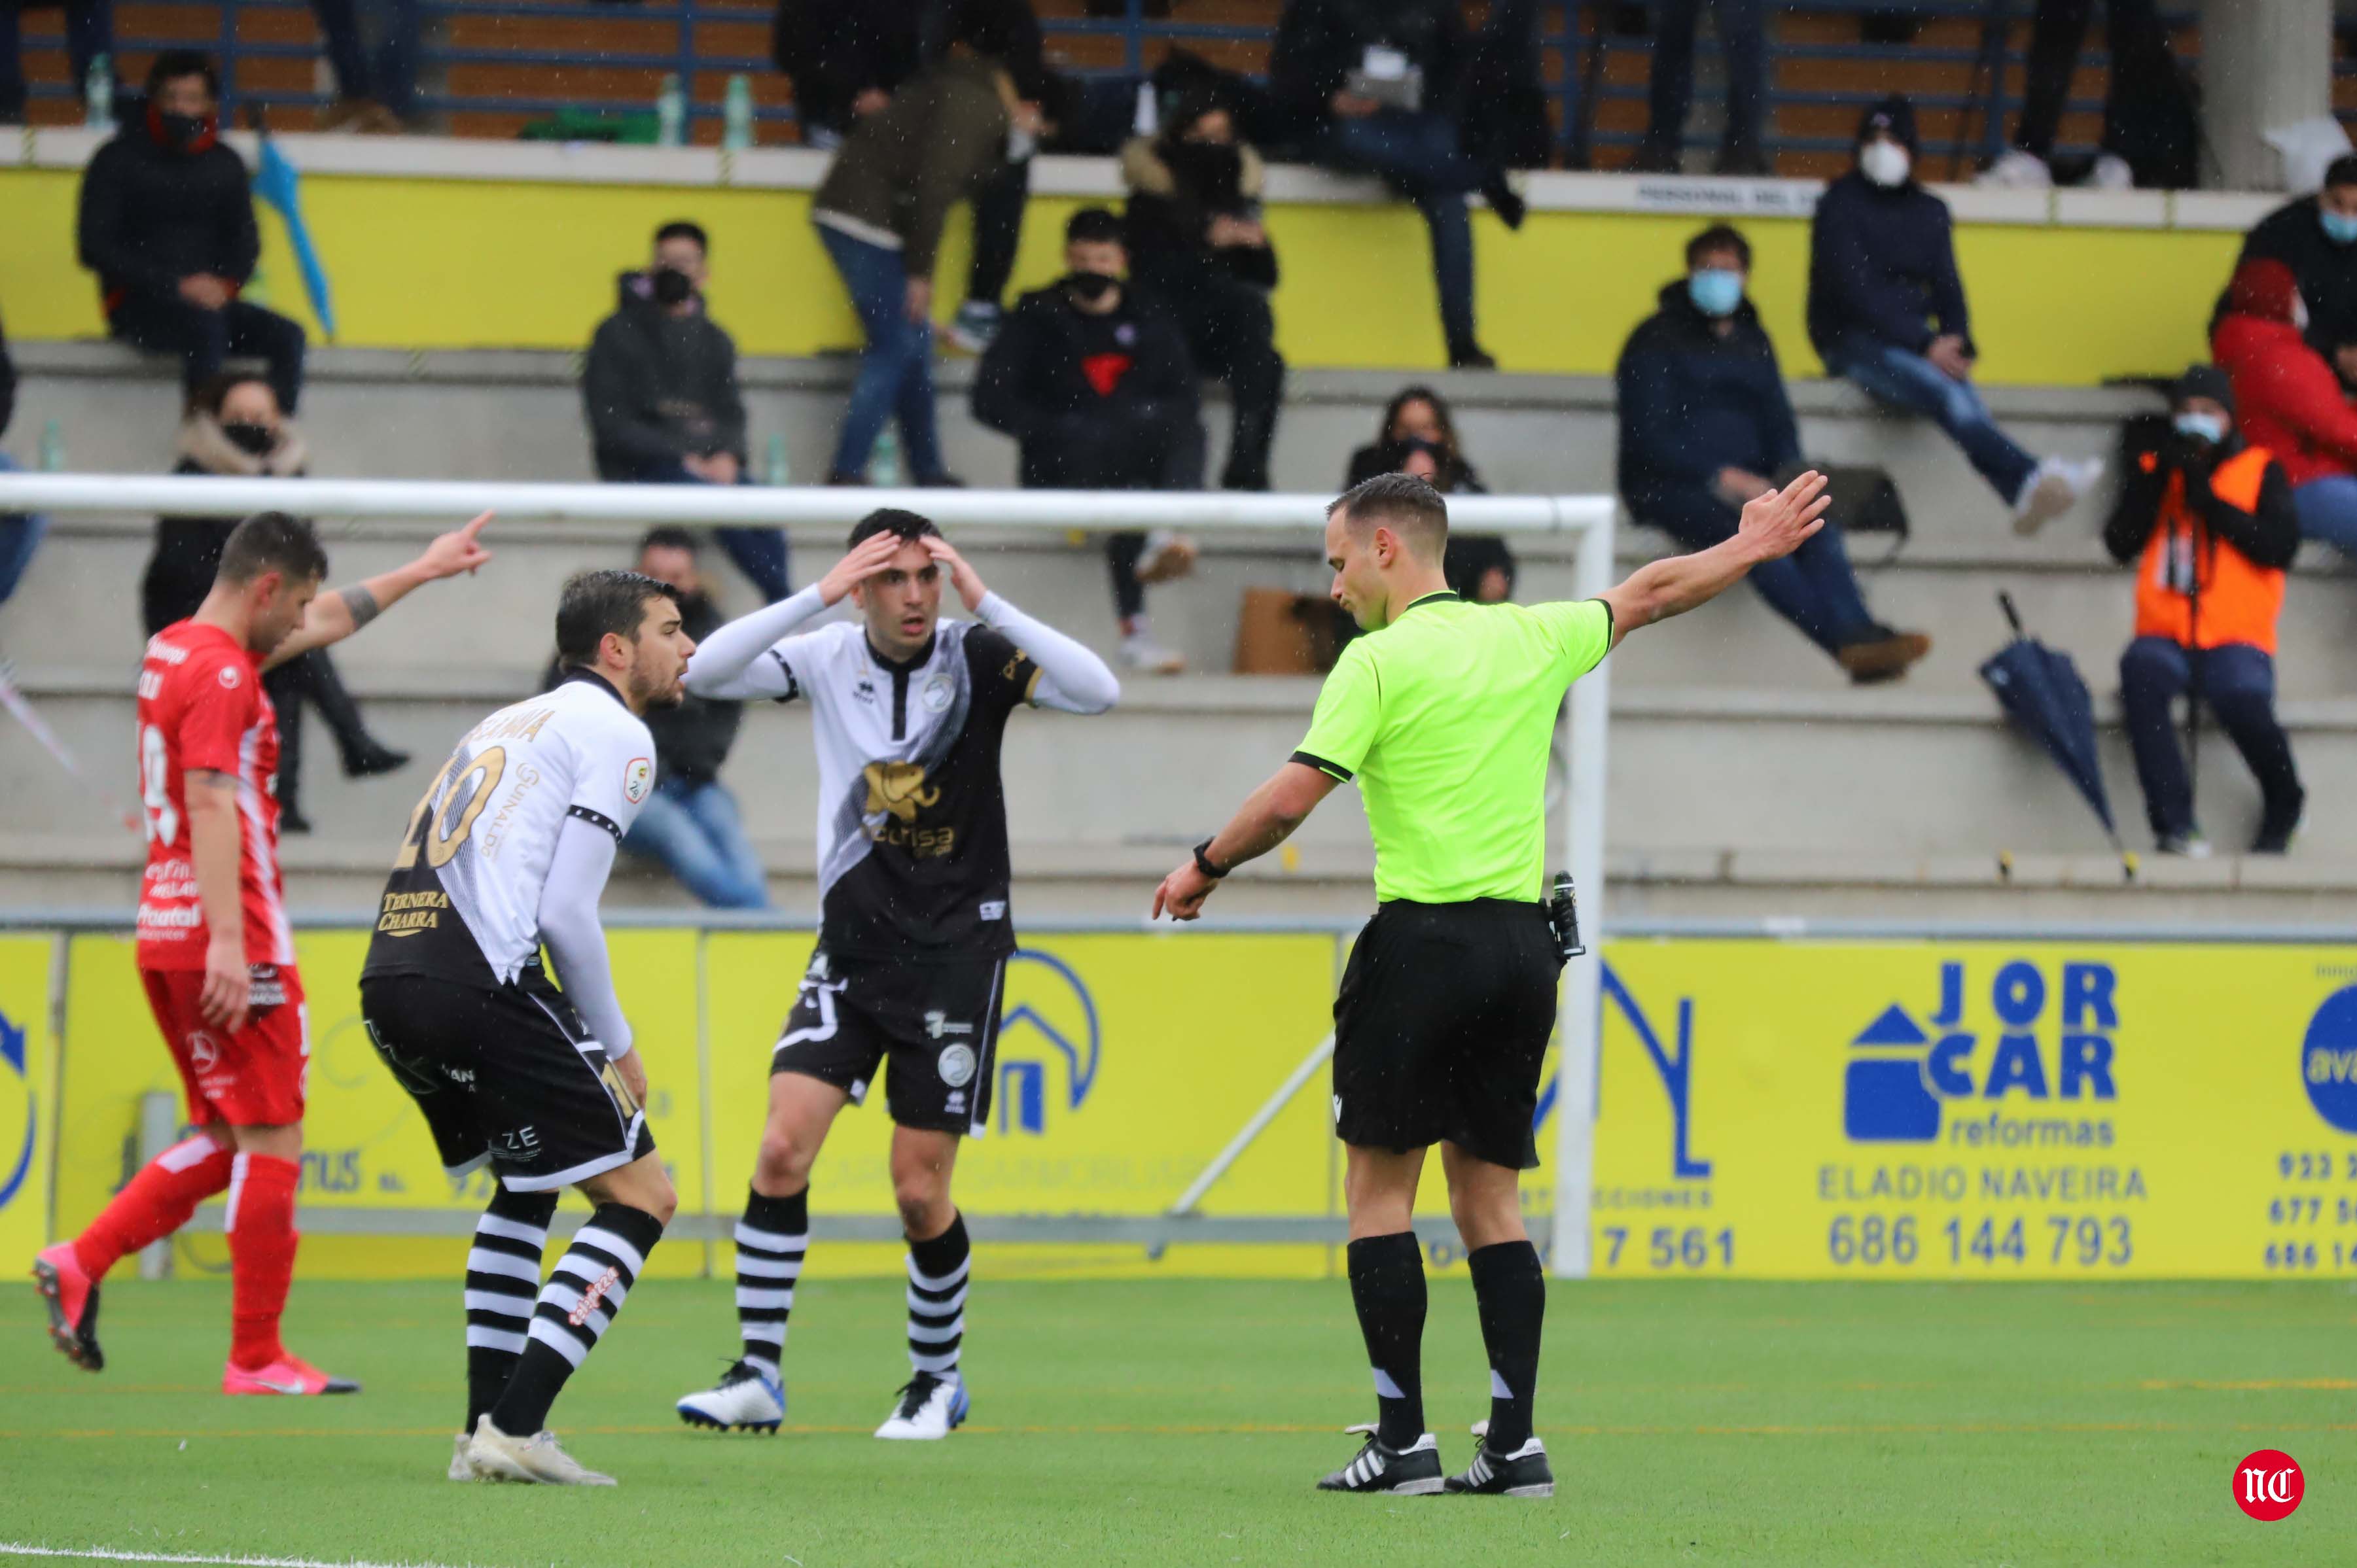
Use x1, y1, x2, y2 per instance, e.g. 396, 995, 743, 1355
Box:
1150, 471, 1830, 922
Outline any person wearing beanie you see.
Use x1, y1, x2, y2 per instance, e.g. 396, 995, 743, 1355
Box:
2211, 256, 2357, 559
2102, 362, 2302, 856
1807, 94, 2102, 534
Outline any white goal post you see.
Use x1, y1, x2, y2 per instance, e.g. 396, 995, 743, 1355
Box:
0, 472, 1617, 1279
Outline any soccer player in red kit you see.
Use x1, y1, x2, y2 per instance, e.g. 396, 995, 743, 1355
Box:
33, 508, 494, 1395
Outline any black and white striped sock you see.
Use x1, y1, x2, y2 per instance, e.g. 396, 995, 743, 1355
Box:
463, 1184, 558, 1431
735, 1187, 807, 1380
488, 1202, 665, 1436
904, 1211, 970, 1381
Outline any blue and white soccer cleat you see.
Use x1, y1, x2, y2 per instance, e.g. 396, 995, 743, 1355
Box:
874, 1372, 968, 1440
676, 1359, 785, 1433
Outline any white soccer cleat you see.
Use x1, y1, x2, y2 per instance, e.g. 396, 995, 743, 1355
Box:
1120, 634, 1186, 675
2011, 455, 2104, 536
465, 1414, 617, 1486
676, 1359, 785, 1433
875, 1372, 969, 1440
448, 1432, 482, 1482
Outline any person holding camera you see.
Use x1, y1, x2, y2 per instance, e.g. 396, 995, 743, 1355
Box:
2105, 365, 2303, 857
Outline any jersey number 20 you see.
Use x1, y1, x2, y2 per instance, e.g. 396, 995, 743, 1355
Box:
394, 746, 508, 870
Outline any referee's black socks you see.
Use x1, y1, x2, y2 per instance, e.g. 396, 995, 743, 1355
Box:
1345, 1232, 1427, 1447
463, 1183, 560, 1432
488, 1202, 665, 1437
1466, 1239, 1545, 1452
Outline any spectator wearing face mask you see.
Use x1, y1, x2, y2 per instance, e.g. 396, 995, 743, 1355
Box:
77, 50, 308, 413
2210, 257, 2357, 561
1809, 95, 2100, 535
584, 220, 789, 604
2105, 364, 2302, 857
972, 206, 1203, 673
1343, 385, 1514, 602
1623, 224, 1928, 682
2232, 155, 2357, 386
141, 373, 408, 831
1121, 89, 1286, 492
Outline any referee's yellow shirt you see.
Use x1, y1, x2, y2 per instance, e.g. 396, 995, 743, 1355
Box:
1292, 592, 1612, 905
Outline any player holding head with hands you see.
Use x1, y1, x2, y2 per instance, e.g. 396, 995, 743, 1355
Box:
674, 510, 1118, 1440
1154, 470, 1830, 1497
360, 569, 695, 1486
34, 509, 493, 1397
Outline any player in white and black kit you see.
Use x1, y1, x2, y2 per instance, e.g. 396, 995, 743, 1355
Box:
359, 570, 695, 1487
672, 508, 1119, 1440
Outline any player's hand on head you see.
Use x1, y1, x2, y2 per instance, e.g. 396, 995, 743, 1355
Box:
921, 535, 987, 611
817, 531, 906, 606
419, 511, 495, 579
1738, 470, 1829, 561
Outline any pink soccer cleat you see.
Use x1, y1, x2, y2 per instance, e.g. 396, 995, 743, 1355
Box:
32, 1242, 103, 1372
222, 1353, 362, 1396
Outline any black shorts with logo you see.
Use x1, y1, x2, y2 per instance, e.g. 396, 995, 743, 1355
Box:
771, 948, 1005, 1138
359, 968, 656, 1193
1331, 898, 1564, 1170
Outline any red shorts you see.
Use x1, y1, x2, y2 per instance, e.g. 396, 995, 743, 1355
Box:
141, 964, 310, 1128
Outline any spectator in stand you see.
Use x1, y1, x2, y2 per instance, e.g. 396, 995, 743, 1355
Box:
1977, 0, 2189, 191
1624, 223, 1930, 682
306, 0, 411, 131
973, 207, 1202, 674
1631, 0, 1770, 177
140, 372, 408, 831
2233, 156, 2357, 386
562, 529, 768, 909
0, 304, 45, 609
2211, 257, 2357, 560
1809, 96, 2100, 534
1120, 88, 1285, 492
773, 0, 1045, 353
1, 0, 113, 124
2106, 365, 2303, 857
809, 10, 1037, 487
584, 220, 790, 604
1272, 0, 1525, 370
1342, 386, 1515, 602
77, 50, 307, 414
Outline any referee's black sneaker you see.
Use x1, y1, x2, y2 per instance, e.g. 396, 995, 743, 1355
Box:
1445, 1421, 1555, 1498
1316, 1424, 1444, 1494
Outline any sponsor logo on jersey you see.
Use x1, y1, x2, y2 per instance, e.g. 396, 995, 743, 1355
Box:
925, 1010, 974, 1041
921, 673, 955, 714
979, 900, 1006, 922
863, 761, 942, 824
376, 890, 450, 937
217, 664, 242, 689
144, 636, 192, 665
624, 757, 654, 805
937, 1043, 977, 1088
853, 677, 878, 705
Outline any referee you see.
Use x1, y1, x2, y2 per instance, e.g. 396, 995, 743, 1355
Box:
1152, 468, 1830, 1497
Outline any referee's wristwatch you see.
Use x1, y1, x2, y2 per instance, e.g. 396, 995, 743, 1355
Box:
1192, 839, 1230, 880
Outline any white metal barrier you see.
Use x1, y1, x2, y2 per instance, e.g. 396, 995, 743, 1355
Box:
0, 474, 1618, 1278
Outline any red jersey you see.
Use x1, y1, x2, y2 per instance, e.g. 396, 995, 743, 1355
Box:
134, 620, 294, 971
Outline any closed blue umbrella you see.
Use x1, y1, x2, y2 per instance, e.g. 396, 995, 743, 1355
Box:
251, 130, 336, 341
1979, 591, 2120, 850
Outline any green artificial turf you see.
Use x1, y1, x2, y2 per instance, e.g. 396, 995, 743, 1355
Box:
1, 1276, 2347, 1565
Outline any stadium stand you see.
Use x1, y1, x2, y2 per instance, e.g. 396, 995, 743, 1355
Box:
10, 2, 2347, 179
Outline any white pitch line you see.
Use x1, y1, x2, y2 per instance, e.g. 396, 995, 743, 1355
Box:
0, 1545, 487, 1568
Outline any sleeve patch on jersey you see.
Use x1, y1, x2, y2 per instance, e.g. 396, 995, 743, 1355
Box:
568, 803, 624, 841
1290, 750, 1353, 782
622, 757, 654, 805
217, 664, 242, 689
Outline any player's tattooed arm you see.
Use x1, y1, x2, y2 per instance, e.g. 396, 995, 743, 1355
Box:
261, 512, 495, 672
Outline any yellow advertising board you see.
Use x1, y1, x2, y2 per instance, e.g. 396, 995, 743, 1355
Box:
1592, 939, 2357, 1280
0, 936, 57, 1270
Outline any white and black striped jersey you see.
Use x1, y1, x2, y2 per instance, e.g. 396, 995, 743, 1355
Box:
686, 586, 1119, 964
362, 672, 656, 989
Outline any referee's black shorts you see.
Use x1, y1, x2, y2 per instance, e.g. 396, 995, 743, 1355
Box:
1331, 897, 1563, 1170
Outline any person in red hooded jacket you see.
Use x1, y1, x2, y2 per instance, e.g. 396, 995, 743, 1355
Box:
2210, 256, 2357, 557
